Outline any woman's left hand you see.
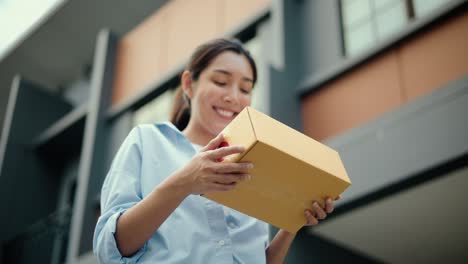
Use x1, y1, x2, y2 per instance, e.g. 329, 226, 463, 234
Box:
304, 195, 341, 226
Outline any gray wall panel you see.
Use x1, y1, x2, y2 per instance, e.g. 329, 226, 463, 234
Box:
66, 29, 119, 262
267, 0, 303, 130
0, 76, 71, 242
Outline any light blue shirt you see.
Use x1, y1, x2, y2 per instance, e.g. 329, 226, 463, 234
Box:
93, 122, 269, 263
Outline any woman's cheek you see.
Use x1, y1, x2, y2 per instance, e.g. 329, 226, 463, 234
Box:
242, 95, 252, 106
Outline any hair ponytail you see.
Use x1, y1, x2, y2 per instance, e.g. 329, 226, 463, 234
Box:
169, 86, 191, 131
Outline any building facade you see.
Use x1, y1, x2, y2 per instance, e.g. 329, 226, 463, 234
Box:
1, 0, 467, 263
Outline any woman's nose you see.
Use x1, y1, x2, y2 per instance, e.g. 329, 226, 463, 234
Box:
223, 89, 240, 104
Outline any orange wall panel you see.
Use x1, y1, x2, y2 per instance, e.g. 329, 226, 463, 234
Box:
223, 0, 270, 32
111, 0, 271, 107
302, 51, 403, 141
399, 12, 468, 102
165, 0, 220, 68
112, 8, 168, 106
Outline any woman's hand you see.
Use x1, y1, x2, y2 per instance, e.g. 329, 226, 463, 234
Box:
266, 196, 342, 263
173, 133, 253, 195
304, 195, 341, 226
267, 196, 342, 264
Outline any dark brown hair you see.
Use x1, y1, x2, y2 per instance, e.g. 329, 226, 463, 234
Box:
169, 38, 257, 131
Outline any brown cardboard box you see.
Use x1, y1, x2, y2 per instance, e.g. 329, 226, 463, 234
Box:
204, 107, 351, 233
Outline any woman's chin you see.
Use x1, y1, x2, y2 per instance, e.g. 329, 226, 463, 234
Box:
211, 123, 228, 136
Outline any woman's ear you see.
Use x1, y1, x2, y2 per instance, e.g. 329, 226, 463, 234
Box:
181, 70, 194, 99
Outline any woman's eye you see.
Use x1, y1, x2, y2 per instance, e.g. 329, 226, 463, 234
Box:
214, 81, 227, 86
241, 88, 251, 94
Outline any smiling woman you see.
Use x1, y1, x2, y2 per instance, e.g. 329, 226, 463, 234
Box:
93, 38, 338, 264
170, 39, 257, 133
175, 39, 257, 145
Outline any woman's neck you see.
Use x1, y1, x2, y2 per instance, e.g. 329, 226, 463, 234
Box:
182, 120, 215, 147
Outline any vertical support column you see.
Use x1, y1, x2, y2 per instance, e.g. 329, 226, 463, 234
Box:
66, 29, 118, 262
265, 0, 303, 131
297, 0, 343, 73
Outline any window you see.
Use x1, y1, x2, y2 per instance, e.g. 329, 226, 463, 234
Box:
244, 35, 269, 114
413, 0, 453, 17
133, 89, 175, 126
340, 0, 455, 56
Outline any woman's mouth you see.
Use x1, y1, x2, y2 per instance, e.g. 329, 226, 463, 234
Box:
213, 106, 237, 120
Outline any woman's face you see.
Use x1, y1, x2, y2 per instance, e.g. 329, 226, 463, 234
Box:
187, 51, 254, 137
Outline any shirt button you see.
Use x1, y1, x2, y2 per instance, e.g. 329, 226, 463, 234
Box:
228, 222, 237, 228
218, 240, 225, 246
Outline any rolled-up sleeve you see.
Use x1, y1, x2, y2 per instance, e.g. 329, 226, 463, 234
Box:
93, 127, 147, 263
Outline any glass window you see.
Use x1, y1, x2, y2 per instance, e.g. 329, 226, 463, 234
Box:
342, 0, 372, 27
342, 0, 407, 56
341, 0, 455, 57
413, 0, 453, 17
133, 89, 175, 126
244, 35, 268, 114
374, 0, 401, 10
376, 1, 408, 39
345, 22, 375, 55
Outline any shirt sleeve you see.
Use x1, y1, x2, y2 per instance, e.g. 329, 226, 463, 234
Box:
93, 126, 147, 263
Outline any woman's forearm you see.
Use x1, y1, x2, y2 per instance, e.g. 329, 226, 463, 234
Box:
266, 229, 296, 264
115, 171, 190, 257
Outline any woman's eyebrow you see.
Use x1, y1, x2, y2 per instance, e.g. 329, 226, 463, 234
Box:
213, 69, 253, 83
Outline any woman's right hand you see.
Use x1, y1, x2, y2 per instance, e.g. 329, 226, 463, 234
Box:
173, 133, 253, 195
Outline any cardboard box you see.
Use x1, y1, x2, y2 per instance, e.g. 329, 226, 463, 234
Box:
203, 107, 351, 233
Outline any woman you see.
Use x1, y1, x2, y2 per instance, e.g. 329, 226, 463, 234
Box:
93, 38, 339, 263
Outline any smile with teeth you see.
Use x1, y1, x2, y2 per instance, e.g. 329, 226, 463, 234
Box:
213, 107, 236, 118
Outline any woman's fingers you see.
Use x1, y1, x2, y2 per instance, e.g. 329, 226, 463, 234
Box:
212, 173, 251, 184
313, 202, 327, 220
304, 197, 341, 226
208, 181, 239, 192
207, 145, 245, 160
214, 162, 253, 174
205, 172, 251, 192
305, 210, 319, 225
202, 133, 225, 151
325, 197, 334, 213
